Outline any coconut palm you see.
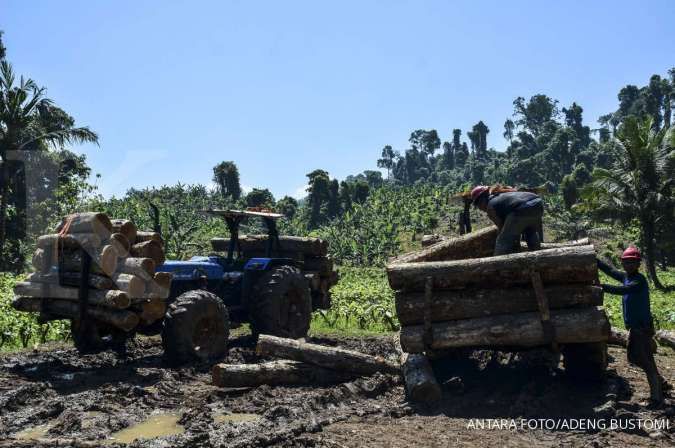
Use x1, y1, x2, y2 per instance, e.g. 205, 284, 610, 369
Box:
581, 116, 674, 289
0, 59, 98, 262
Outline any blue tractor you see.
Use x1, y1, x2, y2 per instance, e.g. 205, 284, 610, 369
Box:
154, 209, 320, 364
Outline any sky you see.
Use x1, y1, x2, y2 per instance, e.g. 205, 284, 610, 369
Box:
2, 0, 674, 199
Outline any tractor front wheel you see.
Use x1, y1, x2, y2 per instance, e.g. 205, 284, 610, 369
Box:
250, 265, 312, 339
161, 289, 230, 365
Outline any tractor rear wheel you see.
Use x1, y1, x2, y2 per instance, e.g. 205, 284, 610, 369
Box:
250, 265, 312, 339
161, 289, 230, 365
562, 342, 608, 381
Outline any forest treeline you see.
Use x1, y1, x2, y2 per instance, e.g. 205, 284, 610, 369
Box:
0, 30, 673, 287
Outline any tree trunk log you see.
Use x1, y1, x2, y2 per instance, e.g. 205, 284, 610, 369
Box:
117, 257, 156, 281
110, 219, 138, 245
132, 294, 167, 325
539, 238, 589, 249
56, 212, 113, 238
108, 233, 130, 257
212, 360, 354, 387
148, 272, 172, 298
387, 245, 598, 291
11, 297, 138, 332
390, 226, 499, 264
256, 334, 400, 375
399, 306, 610, 353
24, 272, 113, 290
33, 245, 118, 277
608, 327, 628, 347
36, 233, 103, 250
303, 257, 333, 275
13, 282, 130, 309
656, 330, 675, 350
211, 235, 328, 256
134, 231, 162, 244
111, 273, 145, 298
396, 285, 603, 325
401, 352, 441, 402
130, 240, 165, 266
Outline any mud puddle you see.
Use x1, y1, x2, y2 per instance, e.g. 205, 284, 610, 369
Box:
106, 413, 184, 444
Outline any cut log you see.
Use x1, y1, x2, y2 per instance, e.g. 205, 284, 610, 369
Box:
36, 233, 102, 250
111, 273, 145, 298
390, 226, 499, 264
25, 272, 113, 290
387, 245, 598, 291
130, 240, 165, 267
395, 285, 603, 325
401, 353, 441, 402
421, 234, 443, 247
56, 212, 113, 238
117, 257, 156, 281
608, 327, 628, 347
256, 334, 400, 375
211, 235, 328, 256
656, 330, 675, 350
132, 294, 167, 325
148, 272, 172, 298
135, 231, 162, 244
110, 219, 138, 245
303, 256, 333, 275
11, 297, 138, 332
212, 360, 354, 387
13, 282, 131, 309
33, 245, 118, 277
539, 238, 589, 249
31, 247, 52, 274
108, 233, 130, 257
399, 306, 610, 353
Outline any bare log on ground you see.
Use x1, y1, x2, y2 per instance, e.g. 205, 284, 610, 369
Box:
390, 226, 499, 264
56, 212, 112, 238
211, 235, 328, 256
256, 334, 400, 375
148, 272, 172, 298
110, 219, 138, 245
25, 272, 113, 290
396, 285, 603, 325
36, 233, 102, 250
11, 297, 138, 331
134, 231, 162, 244
387, 245, 598, 292
13, 282, 130, 309
394, 334, 441, 402
400, 306, 610, 353
130, 240, 165, 266
108, 233, 130, 257
117, 257, 156, 281
656, 330, 675, 350
111, 273, 145, 298
608, 327, 628, 347
212, 360, 354, 387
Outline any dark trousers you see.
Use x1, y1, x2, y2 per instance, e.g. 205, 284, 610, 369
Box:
628, 327, 664, 402
494, 202, 543, 256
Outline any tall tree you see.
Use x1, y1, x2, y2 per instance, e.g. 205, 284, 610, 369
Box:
245, 188, 274, 208
472, 121, 489, 160
276, 195, 298, 219
377, 145, 396, 179
513, 94, 559, 136
503, 119, 515, 143
212, 161, 241, 200
306, 169, 331, 228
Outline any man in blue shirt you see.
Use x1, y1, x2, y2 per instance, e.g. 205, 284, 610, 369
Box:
471, 186, 544, 256
598, 247, 668, 406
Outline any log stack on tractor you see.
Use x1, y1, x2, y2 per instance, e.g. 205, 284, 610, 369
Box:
211, 234, 338, 309
11, 212, 171, 348
387, 226, 610, 402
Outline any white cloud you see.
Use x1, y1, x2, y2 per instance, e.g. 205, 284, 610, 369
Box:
291, 184, 309, 200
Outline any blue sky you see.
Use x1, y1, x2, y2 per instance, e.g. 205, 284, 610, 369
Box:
3, 0, 674, 199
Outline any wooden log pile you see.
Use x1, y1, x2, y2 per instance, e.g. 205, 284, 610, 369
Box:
11, 212, 172, 333
211, 234, 337, 309
387, 230, 610, 355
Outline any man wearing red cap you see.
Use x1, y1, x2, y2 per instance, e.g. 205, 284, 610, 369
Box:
598, 247, 669, 406
470, 185, 544, 255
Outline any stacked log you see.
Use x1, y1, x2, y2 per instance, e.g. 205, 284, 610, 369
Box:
211, 234, 337, 309
12, 212, 172, 334
387, 243, 610, 354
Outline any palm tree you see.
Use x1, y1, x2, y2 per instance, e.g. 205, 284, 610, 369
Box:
0, 60, 98, 261
581, 116, 674, 289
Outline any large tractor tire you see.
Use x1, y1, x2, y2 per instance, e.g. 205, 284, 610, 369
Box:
562, 341, 608, 381
250, 265, 312, 339
161, 289, 230, 365
70, 319, 129, 353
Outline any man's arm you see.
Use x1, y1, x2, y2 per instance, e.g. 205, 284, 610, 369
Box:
597, 258, 624, 282
601, 276, 646, 295
486, 207, 503, 229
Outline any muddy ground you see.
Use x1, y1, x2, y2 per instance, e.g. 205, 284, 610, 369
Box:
0, 334, 673, 447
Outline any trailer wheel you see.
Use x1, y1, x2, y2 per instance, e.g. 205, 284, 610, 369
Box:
250, 265, 311, 339
70, 320, 129, 353
162, 289, 230, 365
562, 342, 608, 381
